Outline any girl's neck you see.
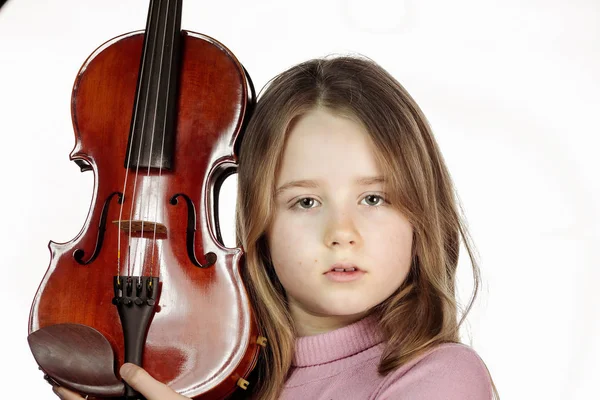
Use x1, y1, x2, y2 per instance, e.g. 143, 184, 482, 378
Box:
291, 306, 371, 336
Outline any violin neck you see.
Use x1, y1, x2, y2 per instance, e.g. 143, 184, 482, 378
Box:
125, 0, 183, 171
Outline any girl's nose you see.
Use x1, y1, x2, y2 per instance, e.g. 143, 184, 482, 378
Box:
324, 211, 360, 248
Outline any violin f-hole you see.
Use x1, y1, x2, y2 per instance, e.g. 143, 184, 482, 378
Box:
170, 193, 216, 268
73, 192, 124, 265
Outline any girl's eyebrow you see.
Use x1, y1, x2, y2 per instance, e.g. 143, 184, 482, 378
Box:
275, 176, 385, 197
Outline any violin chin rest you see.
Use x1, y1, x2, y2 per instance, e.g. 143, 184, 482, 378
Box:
28, 323, 125, 397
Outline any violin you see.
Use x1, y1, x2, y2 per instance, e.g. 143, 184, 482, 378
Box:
27, 1, 264, 398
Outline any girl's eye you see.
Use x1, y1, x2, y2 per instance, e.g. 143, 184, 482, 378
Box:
292, 194, 387, 210
362, 194, 386, 206
294, 197, 320, 210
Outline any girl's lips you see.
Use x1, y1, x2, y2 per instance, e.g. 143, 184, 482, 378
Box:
327, 262, 361, 273
324, 269, 365, 282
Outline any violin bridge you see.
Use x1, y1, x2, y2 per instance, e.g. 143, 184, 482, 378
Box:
112, 220, 167, 234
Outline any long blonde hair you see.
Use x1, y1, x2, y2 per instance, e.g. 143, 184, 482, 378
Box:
235, 55, 498, 399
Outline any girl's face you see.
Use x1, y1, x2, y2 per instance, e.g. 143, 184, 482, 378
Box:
266, 108, 413, 335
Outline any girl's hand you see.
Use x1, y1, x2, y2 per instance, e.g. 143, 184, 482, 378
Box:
53, 363, 190, 400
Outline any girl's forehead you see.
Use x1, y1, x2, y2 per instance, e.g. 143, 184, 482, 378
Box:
275, 109, 383, 186
283, 108, 371, 150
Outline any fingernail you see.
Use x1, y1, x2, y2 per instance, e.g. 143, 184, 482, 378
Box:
120, 363, 134, 379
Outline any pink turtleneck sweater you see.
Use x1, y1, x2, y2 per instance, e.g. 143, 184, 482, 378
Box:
280, 316, 493, 399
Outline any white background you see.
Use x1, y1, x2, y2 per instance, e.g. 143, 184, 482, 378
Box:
1, 0, 599, 399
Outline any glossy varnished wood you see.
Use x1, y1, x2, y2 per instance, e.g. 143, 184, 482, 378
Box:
29, 31, 259, 399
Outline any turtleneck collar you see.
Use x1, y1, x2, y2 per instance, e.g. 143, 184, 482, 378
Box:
292, 314, 384, 367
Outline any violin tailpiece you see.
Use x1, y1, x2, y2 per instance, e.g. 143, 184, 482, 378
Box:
113, 275, 159, 399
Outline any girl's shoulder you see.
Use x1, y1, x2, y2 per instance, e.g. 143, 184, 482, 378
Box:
375, 342, 493, 400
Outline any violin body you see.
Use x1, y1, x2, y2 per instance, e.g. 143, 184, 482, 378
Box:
28, 28, 259, 399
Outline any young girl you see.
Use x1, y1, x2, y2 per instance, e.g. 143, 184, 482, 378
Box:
53, 56, 499, 399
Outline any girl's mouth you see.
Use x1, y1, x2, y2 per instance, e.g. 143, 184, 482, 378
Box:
324, 269, 365, 282
326, 262, 362, 273
325, 263, 365, 282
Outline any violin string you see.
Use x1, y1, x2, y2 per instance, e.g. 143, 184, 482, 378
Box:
117, 0, 157, 280
146, 0, 173, 279
128, 0, 161, 278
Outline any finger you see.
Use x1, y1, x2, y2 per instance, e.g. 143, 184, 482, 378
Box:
53, 386, 85, 399
120, 363, 188, 400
